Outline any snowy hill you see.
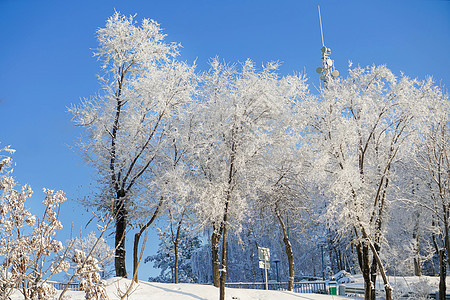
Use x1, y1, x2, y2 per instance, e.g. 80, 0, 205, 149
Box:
9, 278, 349, 300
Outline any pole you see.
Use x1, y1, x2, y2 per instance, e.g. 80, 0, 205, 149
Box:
318, 5, 325, 47
275, 261, 280, 282
264, 257, 268, 290
321, 244, 325, 280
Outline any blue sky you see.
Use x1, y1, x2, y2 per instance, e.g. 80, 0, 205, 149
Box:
0, 0, 449, 280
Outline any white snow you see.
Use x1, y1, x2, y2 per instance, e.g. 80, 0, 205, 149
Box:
9, 278, 350, 300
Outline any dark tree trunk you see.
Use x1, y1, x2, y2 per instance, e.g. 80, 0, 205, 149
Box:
369, 242, 380, 300
336, 248, 344, 271
356, 241, 372, 300
132, 198, 162, 283
362, 244, 372, 300
366, 236, 392, 300
225, 240, 229, 281
413, 232, 422, 276
115, 189, 127, 278
275, 206, 294, 291
219, 142, 235, 300
439, 249, 447, 300
211, 227, 221, 288
413, 211, 422, 276
219, 222, 228, 300
174, 241, 179, 284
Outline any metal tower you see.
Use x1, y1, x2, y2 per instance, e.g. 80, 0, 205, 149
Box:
316, 6, 339, 86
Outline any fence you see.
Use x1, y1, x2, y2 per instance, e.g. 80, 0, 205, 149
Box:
10, 281, 80, 292
225, 281, 327, 294
47, 281, 80, 291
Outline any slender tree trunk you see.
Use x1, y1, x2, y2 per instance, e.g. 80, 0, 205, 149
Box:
275, 205, 294, 291
211, 227, 221, 287
337, 249, 344, 271
444, 208, 450, 269
366, 237, 392, 300
115, 189, 127, 277
362, 244, 372, 300
172, 216, 183, 284
132, 198, 162, 282
225, 240, 229, 281
174, 241, 179, 284
219, 221, 228, 300
413, 227, 422, 276
355, 241, 372, 300
369, 242, 380, 300
439, 249, 447, 300
219, 140, 235, 300
413, 211, 422, 276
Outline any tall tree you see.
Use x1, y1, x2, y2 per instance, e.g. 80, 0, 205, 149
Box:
190, 59, 307, 299
70, 12, 196, 277
145, 227, 201, 283
254, 134, 312, 291
416, 106, 450, 299
310, 65, 442, 300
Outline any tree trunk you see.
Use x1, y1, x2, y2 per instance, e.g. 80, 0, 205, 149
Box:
439, 249, 446, 300
115, 189, 128, 277
219, 222, 228, 300
413, 211, 422, 276
366, 238, 392, 300
211, 227, 221, 287
369, 242, 380, 300
355, 241, 372, 300
174, 241, 179, 284
275, 205, 294, 291
336, 248, 344, 271
219, 144, 235, 300
362, 244, 372, 300
413, 237, 422, 277
132, 198, 162, 282
444, 207, 450, 269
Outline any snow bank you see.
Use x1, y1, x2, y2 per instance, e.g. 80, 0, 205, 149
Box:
10, 277, 350, 300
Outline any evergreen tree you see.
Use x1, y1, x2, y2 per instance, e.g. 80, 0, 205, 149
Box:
145, 229, 202, 283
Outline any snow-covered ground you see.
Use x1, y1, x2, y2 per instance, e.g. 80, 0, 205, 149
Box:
8, 278, 349, 300
336, 271, 446, 291
8, 274, 447, 299
334, 271, 444, 298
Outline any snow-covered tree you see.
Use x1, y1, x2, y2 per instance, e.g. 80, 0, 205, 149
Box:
414, 103, 450, 299
310, 65, 444, 300
382, 158, 436, 277
72, 249, 108, 300
189, 58, 308, 299
69, 232, 114, 279
0, 149, 70, 300
145, 227, 201, 283
253, 135, 313, 290
132, 119, 197, 282
70, 12, 196, 277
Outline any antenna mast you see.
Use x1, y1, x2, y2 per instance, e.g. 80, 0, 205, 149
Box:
316, 6, 339, 85
318, 5, 325, 47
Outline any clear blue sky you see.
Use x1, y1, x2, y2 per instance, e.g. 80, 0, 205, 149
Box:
0, 0, 449, 280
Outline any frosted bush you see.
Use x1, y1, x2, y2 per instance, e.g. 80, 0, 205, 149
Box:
0, 152, 70, 300
31, 282, 57, 300
392, 277, 434, 300
68, 232, 114, 280
72, 249, 108, 300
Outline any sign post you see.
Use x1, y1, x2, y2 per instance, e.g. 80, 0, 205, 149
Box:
258, 247, 270, 290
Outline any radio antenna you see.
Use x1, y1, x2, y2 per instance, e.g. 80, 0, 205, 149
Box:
316, 5, 339, 85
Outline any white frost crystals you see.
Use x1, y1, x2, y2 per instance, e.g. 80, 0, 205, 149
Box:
0, 148, 110, 300
72, 249, 108, 300
0, 171, 69, 299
